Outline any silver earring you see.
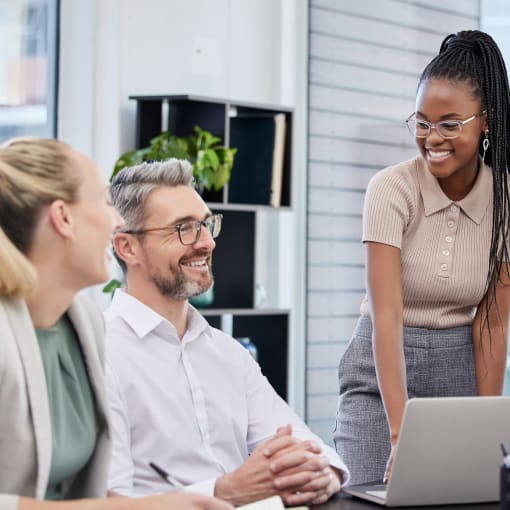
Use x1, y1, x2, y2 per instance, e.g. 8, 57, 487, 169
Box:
482, 131, 490, 162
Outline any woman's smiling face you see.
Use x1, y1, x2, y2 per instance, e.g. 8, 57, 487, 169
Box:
414, 78, 487, 199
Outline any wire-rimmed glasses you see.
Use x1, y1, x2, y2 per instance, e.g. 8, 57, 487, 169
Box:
123, 213, 223, 246
405, 110, 486, 139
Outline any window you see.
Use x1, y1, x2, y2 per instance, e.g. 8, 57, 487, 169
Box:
0, 0, 59, 143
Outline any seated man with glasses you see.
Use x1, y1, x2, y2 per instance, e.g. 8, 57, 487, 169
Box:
104, 159, 348, 507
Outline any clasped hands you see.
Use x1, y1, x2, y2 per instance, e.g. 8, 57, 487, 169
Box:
214, 424, 341, 506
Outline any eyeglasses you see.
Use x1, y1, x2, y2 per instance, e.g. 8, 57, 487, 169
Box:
123, 214, 223, 246
405, 110, 486, 139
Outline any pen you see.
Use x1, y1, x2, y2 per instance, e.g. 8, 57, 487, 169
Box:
149, 461, 184, 487
500, 443, 510, 468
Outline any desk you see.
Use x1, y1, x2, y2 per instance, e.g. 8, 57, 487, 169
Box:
313, 493, 499, 510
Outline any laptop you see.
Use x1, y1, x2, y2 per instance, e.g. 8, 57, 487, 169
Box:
343, 396, 510, 506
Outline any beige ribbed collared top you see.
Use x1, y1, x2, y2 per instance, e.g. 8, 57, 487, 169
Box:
359, 155, 493, 329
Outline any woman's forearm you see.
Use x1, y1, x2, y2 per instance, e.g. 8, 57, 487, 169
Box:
473, 269, 510, 395
473, 311, 508, 395
372, 321, 408, 444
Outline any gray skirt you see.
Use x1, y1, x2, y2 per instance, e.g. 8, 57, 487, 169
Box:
334, 315, 476, 485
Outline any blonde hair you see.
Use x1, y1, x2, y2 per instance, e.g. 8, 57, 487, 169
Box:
0, 137, 80, 298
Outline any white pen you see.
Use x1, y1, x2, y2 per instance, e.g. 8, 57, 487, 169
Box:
149, 461, 184, 487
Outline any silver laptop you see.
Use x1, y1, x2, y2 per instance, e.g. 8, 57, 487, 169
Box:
343, 396, 510, 506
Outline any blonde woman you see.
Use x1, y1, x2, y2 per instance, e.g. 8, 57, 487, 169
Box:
0, 137, 231, 510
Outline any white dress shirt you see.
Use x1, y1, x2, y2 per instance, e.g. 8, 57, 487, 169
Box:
104, 290, 349, 497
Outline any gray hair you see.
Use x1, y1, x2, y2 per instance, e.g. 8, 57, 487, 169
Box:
111, 158, 194, 231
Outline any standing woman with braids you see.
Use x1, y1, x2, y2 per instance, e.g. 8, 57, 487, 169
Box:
334, 30, 510, 485
0, 138, 231, 510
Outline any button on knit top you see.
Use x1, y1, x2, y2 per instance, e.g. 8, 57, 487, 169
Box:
360, 155, 493, 329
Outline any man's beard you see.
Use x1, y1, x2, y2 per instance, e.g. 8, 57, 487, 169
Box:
149, 253, 213, 301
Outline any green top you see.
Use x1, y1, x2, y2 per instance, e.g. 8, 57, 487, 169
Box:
36, 314, 97, 500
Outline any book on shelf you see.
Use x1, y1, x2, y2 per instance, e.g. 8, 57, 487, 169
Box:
228, 113, 287, 206
270, 113, 286, 207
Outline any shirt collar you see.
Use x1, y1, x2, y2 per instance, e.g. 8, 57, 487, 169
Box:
109, 289, 211, 343
183, 304, 213, 344
417, 155, 492, 224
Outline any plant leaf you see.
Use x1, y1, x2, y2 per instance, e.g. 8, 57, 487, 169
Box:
102, 278, 122, 294
112, 127, 237, 192
112, 149, 148, 180
202, 148, 219, 168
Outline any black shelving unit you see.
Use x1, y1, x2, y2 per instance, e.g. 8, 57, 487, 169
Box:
129, 94, 293, 400
130, 94, 293, 207
204, 310, 289, 400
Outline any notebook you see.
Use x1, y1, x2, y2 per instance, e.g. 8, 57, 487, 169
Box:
343, 396, 510, 506
238, 495, 307, 510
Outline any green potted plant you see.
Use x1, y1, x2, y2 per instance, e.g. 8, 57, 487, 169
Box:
111, 126, 237, 192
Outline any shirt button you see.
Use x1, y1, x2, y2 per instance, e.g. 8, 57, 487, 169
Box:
443, 250, 450, 256
451, 205, 457, 212
447, 220, 455, 228
441, 263, 448, 271
445, 236, 453, 243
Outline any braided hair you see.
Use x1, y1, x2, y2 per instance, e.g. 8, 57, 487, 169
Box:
419, 30, 510, 337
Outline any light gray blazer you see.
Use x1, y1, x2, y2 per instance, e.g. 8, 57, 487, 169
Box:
0, 294, 111, 510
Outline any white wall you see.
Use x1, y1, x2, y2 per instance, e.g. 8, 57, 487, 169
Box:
60, 0, 293, 172
58, 0, 309, 415
481, 0, 510, 76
